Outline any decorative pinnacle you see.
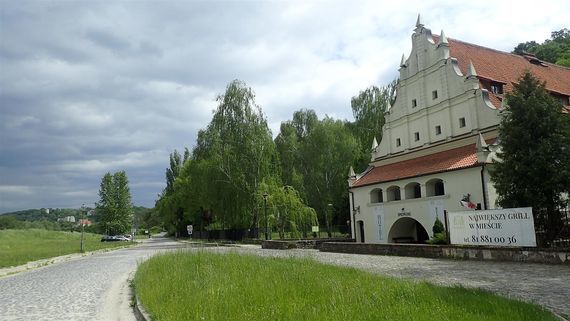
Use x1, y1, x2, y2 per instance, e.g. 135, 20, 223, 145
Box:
400, 54, 406, 67
467, 60, 477, 77
500, 97, 508, 110
438, 29, 448, 46
371, 137, 379, 150
415, 14, 423, 28
476, 133, 488, 151
348, 166, 356, 178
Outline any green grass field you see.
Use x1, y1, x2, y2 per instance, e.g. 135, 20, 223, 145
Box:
134, 251, 557, 321
0, 229, 132, 268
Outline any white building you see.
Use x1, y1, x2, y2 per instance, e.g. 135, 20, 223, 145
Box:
348, 16, 570, 244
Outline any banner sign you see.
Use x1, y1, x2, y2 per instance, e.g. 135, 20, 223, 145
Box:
448, 207, 536, 247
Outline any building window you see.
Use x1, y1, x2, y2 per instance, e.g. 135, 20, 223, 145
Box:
414, 132, 420, 141
387, 186, 401, 201
459, 117, 466, 128
412, 99, 417, 108
432, 90, 438, 99
370, 188, 383, 203
426, 179, 445, 196
405, 182, 421, 199
396, 138, 401, 147
435, 125, 442, 135
491, 83, 503, 94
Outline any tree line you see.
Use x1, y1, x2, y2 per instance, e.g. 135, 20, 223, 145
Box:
155, 79, 395, 237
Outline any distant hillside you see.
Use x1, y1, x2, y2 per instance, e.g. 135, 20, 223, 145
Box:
1, 206, 152, 222
0, 208, 83, 222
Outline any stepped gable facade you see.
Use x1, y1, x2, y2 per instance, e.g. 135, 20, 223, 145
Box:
347, 16, 570, 244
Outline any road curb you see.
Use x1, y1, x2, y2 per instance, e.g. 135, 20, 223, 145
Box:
0, 243, 136, 279
133, 295, 152, 321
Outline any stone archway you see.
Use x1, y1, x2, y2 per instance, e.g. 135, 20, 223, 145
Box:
387, 217, 429, 244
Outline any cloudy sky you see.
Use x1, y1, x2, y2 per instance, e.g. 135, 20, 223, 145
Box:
0, 1, 568, 213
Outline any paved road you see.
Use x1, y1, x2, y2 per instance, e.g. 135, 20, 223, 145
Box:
0, 237, 185, 321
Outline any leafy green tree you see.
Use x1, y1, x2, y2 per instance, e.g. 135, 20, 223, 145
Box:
350, 81, 396, 171
185, 80, 277, 230
513, 28, 570, 67
256, 179, 317, 239
156, 149, 191, 236
96, 171, 133, 235
300, 117, 360, 237
274, 110, 317, 198
490, 71, 569, 245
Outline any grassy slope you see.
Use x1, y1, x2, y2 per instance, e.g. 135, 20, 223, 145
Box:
0, 229, 130, 268
134, 251, 557, 321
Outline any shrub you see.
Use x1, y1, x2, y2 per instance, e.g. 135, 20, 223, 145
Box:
432, 217, 444, 234
428, 232, 448, 245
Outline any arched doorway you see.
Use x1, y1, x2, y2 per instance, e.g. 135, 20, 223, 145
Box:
387, 217, 429, 244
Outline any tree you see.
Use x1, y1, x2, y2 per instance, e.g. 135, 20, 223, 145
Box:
513, 28, 570, 67
183, 79, 277, 231
300, 117, 360, 237
350, 81, 396, 171
96, 171, 133, 235
274, 109, 319, 198
490, 71, 569, 245
156, 149, 191, 236
256, 179, 317, 239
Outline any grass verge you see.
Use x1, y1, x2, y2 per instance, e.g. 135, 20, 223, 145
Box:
134, 251, 557, 321
0, 229, 131, 268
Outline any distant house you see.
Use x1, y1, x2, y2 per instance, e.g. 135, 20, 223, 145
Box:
58, 216, 76, 223
348, 16, 570, 244
77, 219, 92, 227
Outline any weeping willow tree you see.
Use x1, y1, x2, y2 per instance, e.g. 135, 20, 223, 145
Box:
256, 179, 317, 239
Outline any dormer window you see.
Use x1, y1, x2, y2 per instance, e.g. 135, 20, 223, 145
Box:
491, 83, 503, 94
396, 138, 401, 147
459, 117, 466, 128
432, 90, 438, 99
412, 99, 417, 108
414, 132, 420, 141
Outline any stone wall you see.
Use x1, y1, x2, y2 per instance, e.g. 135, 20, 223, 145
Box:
262, 238, 353, 250
318, 242, 570, 264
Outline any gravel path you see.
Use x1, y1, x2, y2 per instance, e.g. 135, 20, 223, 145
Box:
199, 246, 570, 317
0, 238, 185, 321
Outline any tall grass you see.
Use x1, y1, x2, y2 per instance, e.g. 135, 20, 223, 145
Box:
134, 251, 557, 321
0, 229, 130, 268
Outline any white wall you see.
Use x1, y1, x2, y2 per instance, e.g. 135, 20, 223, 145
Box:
351, 166, 493, 244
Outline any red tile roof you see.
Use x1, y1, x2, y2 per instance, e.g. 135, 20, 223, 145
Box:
441, 37, 570, 96
352, 144, 479, 188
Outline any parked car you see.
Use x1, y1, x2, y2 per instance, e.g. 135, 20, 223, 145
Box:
100, 235, 130, 242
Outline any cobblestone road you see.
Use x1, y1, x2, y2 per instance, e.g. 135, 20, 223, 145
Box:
0, 238, 185, 321
202, 246, 570, 317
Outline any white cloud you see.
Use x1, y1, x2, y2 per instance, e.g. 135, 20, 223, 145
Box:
1, 0, 569, 213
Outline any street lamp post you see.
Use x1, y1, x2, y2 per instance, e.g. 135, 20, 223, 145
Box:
80, 203, 85, 253
327, 203, 333, 238
262, 192, 268, 240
